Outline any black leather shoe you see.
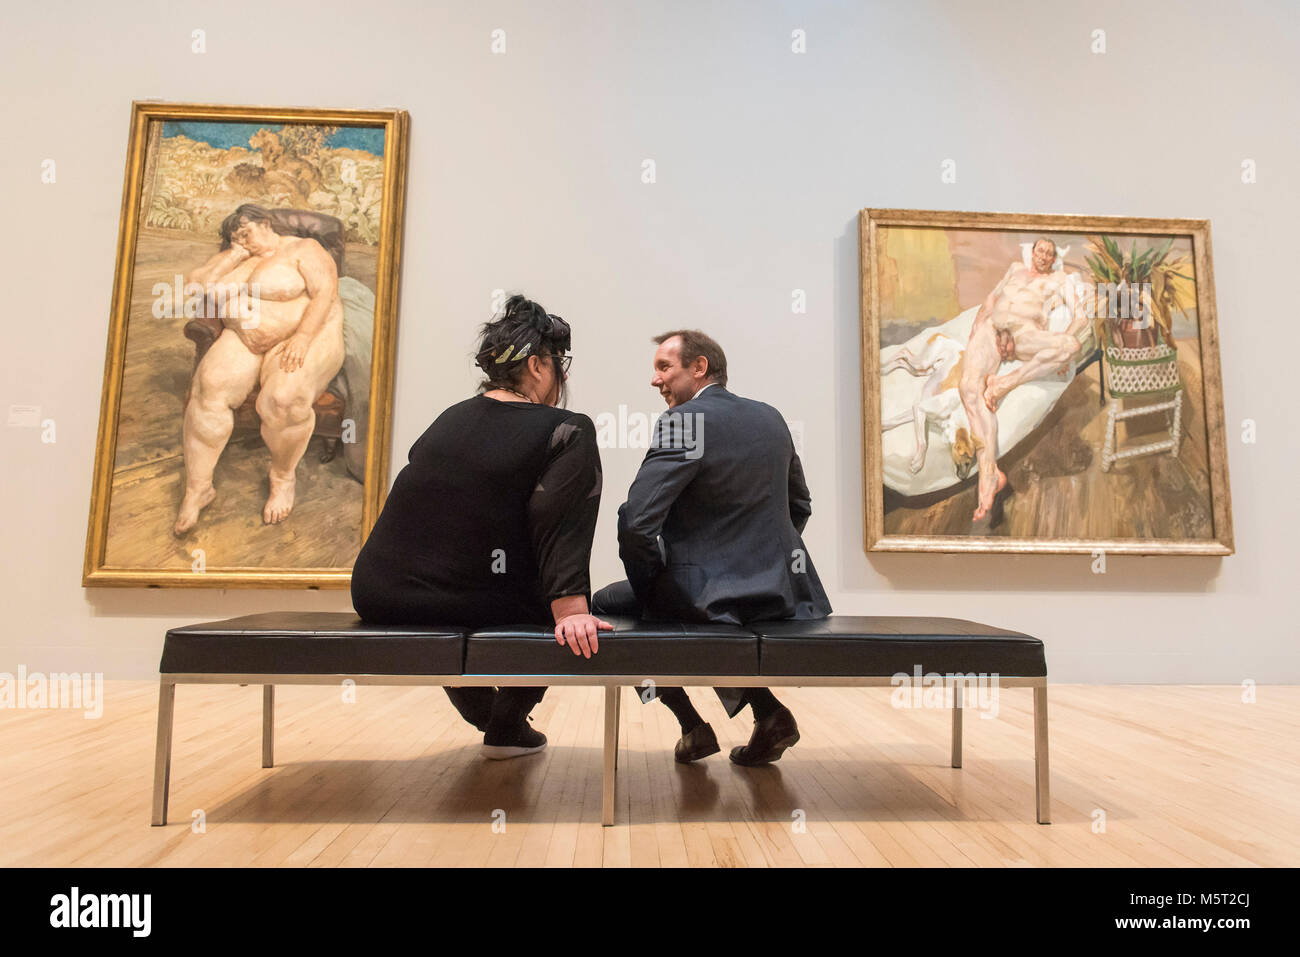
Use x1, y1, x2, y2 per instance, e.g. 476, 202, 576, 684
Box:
674, 722, 720, 763
729, 707, 800, 766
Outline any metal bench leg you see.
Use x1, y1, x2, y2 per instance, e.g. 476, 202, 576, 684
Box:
1033, 684, 1051, 824
602, 686, 619, 826
951, 682, 963, 768
151, 680, 176, 826
613, 685, 621, 771
262, 685, 275, 768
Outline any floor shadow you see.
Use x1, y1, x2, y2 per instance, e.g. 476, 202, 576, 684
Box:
184, 748, 1073, 826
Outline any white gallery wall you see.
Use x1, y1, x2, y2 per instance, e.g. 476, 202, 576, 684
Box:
1, 0, 1296, 681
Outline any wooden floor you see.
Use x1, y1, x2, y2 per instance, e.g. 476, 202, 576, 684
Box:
2, 683, 1296, 867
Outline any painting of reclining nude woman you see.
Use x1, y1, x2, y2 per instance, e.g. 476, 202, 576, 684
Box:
84, 103, 409, 587
859, 209, 1233, 555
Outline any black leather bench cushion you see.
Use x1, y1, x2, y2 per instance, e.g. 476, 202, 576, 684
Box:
158, 613, 1043, 680
466, 616, 759, 676
159, 612, 466, 675
754, 616, 1046, 677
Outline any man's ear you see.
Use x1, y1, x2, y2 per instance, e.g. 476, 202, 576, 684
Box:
692, 356, 710, 380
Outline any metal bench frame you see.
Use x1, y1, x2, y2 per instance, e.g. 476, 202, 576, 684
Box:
152, 673, 1050, 828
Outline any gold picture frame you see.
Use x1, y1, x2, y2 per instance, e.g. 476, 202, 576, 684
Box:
83, 101, 409, 587
860, 208, 1233, 555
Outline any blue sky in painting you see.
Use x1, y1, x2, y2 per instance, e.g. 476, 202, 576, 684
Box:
161, 121, 385, 156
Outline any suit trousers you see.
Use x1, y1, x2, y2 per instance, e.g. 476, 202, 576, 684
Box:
591, 580, 750, 719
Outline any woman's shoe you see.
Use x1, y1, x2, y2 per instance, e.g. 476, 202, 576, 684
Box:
481, 721, 548, 760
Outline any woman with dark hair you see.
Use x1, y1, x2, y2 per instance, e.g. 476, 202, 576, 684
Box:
350, 295, 610, 759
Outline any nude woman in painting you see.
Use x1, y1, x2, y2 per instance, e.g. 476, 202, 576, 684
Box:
172, 204, 346, 535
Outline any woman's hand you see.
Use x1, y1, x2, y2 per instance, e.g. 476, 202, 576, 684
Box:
554, 613, 613, 659
278, 331, 313, 372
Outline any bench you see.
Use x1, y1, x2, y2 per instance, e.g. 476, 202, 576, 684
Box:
152, 612, 1050, 827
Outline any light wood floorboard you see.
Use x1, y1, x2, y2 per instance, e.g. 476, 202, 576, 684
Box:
1, 683, 1296, 867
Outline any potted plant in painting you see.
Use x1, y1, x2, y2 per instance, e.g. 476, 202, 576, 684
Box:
1085, 236, 1195, 398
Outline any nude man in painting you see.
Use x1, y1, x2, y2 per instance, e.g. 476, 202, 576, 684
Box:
172, 204, 346, 535
958, 238, 1091, 521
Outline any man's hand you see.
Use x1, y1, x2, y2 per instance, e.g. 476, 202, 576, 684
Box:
554, 614, 613, 659
278, 332, 313, 372
227, 242, 251, 263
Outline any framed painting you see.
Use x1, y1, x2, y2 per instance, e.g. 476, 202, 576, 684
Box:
83, 102, 409, 587
860, 208, 1233, 555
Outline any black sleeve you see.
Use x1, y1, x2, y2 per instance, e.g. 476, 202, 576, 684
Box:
528, 414, 603, 604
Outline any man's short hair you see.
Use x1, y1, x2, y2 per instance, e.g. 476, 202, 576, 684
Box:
1033, 237, 1057, 256
653, 329, 728, 387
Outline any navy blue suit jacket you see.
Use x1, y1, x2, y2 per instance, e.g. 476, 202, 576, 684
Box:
616, 385, 832, 626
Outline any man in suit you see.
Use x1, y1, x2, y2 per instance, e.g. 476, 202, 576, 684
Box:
592, 330, 832, 765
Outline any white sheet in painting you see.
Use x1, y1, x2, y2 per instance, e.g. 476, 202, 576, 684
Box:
880, 297, 1093, 497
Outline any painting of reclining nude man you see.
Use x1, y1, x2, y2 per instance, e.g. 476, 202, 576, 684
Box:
84, 103, 409, 587
859, 209, 1233, 555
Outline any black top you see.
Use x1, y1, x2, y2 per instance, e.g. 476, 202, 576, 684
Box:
351, 395, 602, 627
